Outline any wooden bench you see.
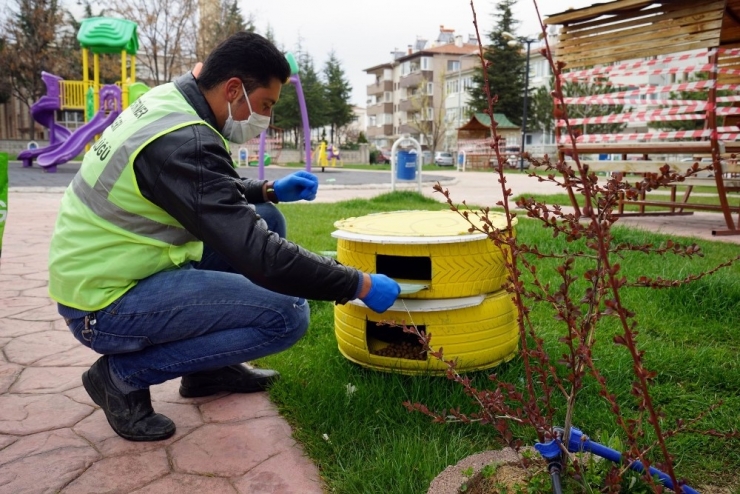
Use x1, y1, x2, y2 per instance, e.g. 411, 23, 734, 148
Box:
545, 0, 740, 236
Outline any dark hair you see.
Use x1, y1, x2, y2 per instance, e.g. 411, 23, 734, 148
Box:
197, 32, 291, 93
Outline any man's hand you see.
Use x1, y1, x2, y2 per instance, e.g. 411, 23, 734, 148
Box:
273, 171, 319, 202
360, 274, 401, 313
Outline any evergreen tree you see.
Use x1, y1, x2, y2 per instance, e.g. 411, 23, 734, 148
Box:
529, 76, 627, 137
300, 53, 327, 127
220, 0, 254, 38
272, 78, 300, 146
197, 0, 252, 61
322, 51, 353, 144
272, 45, 326, 155
468, 0, 526, 125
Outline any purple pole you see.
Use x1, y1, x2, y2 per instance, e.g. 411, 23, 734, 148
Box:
290, 74, 312, 172
258, 131, 267, 180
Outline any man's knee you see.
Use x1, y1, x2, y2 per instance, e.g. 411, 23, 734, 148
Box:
254, 202, 287, 237
282, 297, 310, 346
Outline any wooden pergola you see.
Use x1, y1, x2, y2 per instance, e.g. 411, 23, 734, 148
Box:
456, 113, 519, 169
545, 0, 740, 236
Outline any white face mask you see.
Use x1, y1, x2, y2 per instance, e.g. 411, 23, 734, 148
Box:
222, 84, 271, 144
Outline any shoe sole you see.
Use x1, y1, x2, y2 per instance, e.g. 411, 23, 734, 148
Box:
178, 381, 269, 398
82, 369, 176, 442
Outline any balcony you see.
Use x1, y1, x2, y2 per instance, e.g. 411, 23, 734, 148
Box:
366, 79, 393, 96
398, 96, 433, 112
398, 123, 422, 135
399, 70, 433, 89
366, 124, 394, 138
366, 102, 393, 116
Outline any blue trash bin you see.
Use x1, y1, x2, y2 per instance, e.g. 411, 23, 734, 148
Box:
397, 150, 417, 180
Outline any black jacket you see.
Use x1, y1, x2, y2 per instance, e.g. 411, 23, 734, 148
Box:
132, 73, 360, 304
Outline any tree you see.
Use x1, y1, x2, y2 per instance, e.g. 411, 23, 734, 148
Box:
111, 0, 197, 86
272, 47, 326, 157
298, 52, 327, 132
0, 0, 69, 139
468, 0, 525, 125
322, 51, 353, 145
529, 77, 627, 138
0, 39, 11, 104
646, 73, 731, 132
529, 85, 554, 135
196, 0, 254, 61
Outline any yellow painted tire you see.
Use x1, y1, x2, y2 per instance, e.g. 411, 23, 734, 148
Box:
334, 290, 519, 375
336, 235, 513, 299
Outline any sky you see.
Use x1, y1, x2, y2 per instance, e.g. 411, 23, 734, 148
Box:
48, 0, 598, 106
249, 0, 597, 106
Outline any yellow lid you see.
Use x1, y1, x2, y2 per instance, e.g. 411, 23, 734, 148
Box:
332, 210, 515, 244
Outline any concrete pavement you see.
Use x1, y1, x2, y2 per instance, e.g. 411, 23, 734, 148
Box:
0, 161, 737, 494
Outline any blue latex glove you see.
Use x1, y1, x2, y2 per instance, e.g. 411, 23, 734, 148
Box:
273, 171, 319, 202
360, 274, 401, 313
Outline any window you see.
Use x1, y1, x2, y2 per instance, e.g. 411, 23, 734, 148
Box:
368, 115, 377, 127
448, 60, 461, 72
384, 91, 393, 103
425, 108, 434, 120
462, 76, 474, 90
427, 82, 433, 95
421, 57, 432, 70
446, 79, 459, 95
57, 110, 84, 131
402, 61, 411, 76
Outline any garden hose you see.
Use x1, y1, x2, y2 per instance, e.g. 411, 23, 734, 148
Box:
534, 427, 699, 494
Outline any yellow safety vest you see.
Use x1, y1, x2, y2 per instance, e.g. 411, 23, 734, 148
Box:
49, 82, 228, 311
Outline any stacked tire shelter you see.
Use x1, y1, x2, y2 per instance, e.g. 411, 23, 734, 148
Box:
332, 210, 520, 375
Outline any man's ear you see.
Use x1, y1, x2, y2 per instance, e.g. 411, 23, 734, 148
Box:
191, 62, 203, 77
224, 77, 244, 101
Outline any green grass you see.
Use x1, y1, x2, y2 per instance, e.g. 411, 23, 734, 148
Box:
279, 161, 459, 173
513, 191, 740, 211
257, 191, 740, 494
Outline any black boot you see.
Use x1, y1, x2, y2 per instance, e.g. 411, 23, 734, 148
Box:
82, 356, 175, 441
179, 364, 280, 398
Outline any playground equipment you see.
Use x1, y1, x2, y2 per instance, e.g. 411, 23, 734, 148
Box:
327, 144, 341, 167
312, 141, 342, 172
19, 17, 148, 172
255, 52, 311, 180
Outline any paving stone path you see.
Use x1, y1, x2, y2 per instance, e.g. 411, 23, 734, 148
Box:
0, 192, 324, 494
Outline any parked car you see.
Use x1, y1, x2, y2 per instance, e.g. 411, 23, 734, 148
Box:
434, 151, 454, 166
503, 146, 527, 169
377, 149, 392, 164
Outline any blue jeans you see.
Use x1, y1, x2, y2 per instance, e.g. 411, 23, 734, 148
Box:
64, 203, 310, 389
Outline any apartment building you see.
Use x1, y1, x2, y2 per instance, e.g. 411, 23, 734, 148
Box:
364, 26, 480, 152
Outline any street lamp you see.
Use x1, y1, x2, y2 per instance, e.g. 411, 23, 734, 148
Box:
502, 32, 536, 172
